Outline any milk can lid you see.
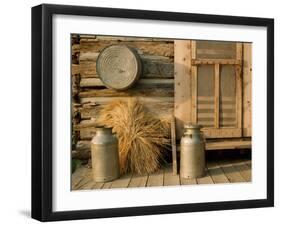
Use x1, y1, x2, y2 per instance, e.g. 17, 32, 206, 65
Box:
184, 123, 202, 130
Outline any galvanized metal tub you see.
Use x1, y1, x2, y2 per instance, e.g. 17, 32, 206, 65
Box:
91, 126, 120, 182
180, 124, 206, 179
96, 44, 142, 90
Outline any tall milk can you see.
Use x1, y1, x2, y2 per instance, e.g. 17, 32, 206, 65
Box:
91, 126, 120, 182
180, 124, 206, 179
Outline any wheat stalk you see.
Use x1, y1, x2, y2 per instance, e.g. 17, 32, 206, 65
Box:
96, 98, 170, 175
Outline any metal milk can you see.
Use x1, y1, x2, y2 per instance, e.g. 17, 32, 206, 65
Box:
91, 126, 120, 182
180, 124, 206, 179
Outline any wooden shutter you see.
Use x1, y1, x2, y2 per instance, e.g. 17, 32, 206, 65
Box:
191, 41, 243, 138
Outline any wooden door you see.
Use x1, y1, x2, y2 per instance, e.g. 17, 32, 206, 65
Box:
190, 41, 242, 138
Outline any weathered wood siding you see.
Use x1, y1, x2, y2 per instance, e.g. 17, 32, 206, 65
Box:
72, 35, 174, 158
242, 43, 252, 137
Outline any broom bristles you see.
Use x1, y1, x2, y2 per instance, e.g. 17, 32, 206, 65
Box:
97, 98, 170, 175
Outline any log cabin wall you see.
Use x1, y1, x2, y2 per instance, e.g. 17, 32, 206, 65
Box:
71, 35, 175, 160
72, 35, 252, 160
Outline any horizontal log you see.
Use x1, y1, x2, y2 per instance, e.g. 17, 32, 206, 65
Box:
79, 35, 96, 39
72, 44, 80, 54
80, 101, 174, 119
141, 54, 173, 62
80, 128, 96, 140
78, 55, 174, 78
79, 61, 97, 77
80, 78, 103, 87
79, 85, 174, 98
80, 96, 174, 104
142, 59, 174, 78
79, 52, 99, 62
80, 36, 174, 42
80, 41, 174, 57
80, 78, 174, 87
73, 119, 97, 130
71, 64, 80, 75
82, 36, 153, 42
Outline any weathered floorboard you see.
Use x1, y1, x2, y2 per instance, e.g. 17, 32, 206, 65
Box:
207, 162, 230, 184
196, 170, 214, 184
180, 177, 197, 185
71, 159, 251, 190
101, 181, 113, 189
72, 166, 91, 190
231, 160, 252, 182
243, 159, 252, 168
110, 173, 132, 189
128, 174, 148, 188
164, 165, 180, 186
79, 180, 96, 190
147, 169, 164, 187
75, 176, 92, 190
217, 161, 245, 183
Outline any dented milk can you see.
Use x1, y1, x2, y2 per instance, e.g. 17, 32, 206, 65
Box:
91, 126, 120, 182
180, 124, 206, 179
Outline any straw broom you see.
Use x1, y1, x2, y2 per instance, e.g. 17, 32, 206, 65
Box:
97, 98, 170, 175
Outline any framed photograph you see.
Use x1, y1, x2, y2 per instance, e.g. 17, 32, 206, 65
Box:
32, 4, 274, 221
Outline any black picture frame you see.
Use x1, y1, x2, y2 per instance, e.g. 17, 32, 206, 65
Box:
31, 3, 274, 222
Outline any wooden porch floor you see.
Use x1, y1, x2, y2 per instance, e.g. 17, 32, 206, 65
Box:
72, 159, 251, 190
